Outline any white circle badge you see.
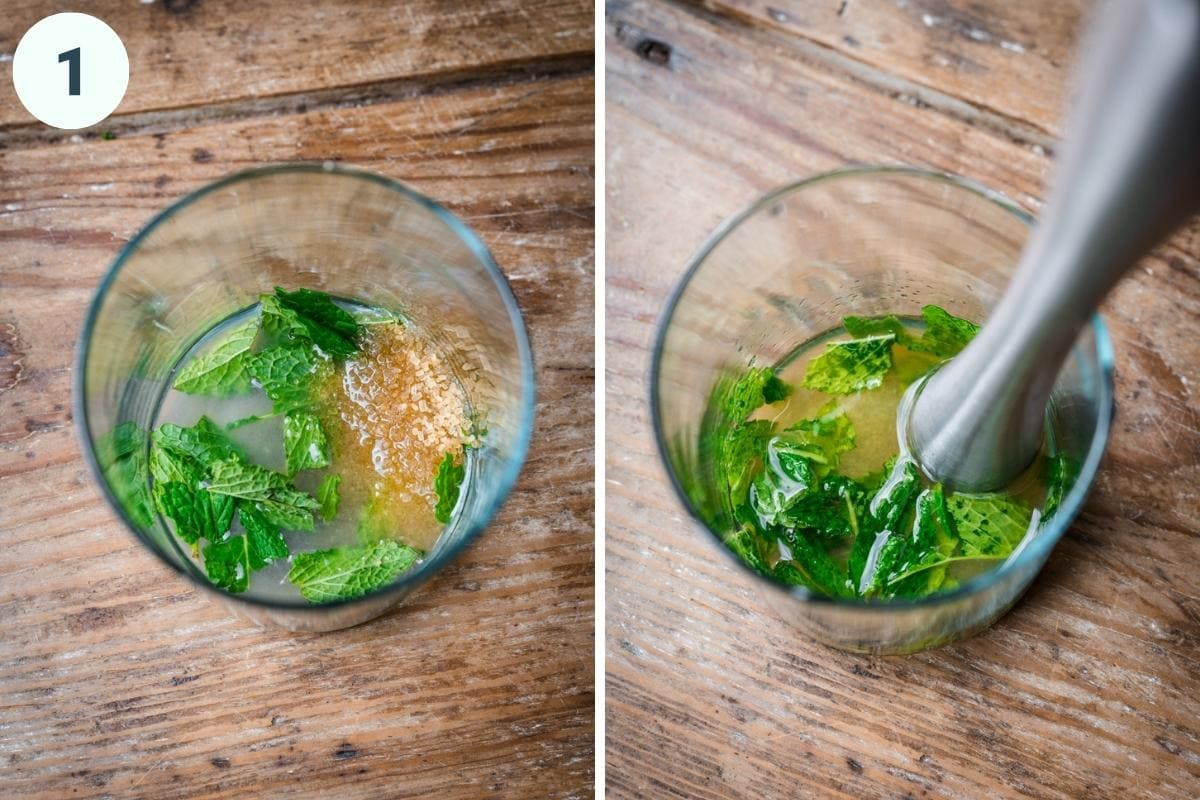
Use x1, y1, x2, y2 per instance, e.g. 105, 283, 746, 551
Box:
12, 13, 129, 130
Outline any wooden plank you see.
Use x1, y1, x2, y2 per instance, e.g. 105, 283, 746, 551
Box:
605, 2, 1200, 798
0, 74, 594, 798
703, 0, 1089, 136
0, 0, 593, 130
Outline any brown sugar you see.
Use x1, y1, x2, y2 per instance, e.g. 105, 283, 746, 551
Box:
320, 322, 468, 551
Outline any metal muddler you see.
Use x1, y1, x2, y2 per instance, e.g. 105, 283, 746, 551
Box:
906, 0, 1200, 492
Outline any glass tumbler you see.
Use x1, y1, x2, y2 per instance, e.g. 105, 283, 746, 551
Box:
77, 164, 534, 632
652, 167, 1113, 654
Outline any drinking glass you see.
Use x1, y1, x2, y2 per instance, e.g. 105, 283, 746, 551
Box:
77, 164, 534, 631
652, 166, 1113, 653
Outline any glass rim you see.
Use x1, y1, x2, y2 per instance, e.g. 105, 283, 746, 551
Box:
650, 165, 1115, 612
74, 162, 537, 613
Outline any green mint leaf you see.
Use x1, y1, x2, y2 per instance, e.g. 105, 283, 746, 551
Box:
283, 412, 330, 475
248, 344, 321, 410
751, 404, 859, 533
908, 305, 979, 358
172, 318, 258, 396
206, 458, 288, 500
259, 293, 309, 342
273, 287, 361, 358
153, 481, 235, 545
848, 456, 921, 592
224, 411, 282, 431
202, 535, 252, 593
434, 451, 465, 524
722, 516, 771, 575
774, 532, 853, 598
98, 420, 144, 461
751, 438, 819, 528
1041, 453, 1077, 521
273, 486, 321, 512
777, 401, 856, 471
149, 444, 204, 486
153, 417, 245, 466
948, 493, 1032, 558
802, 335, 895, 394
96, 422, 154, 529
287, 539, 422, 603
202, 508, 286, 595
720, 420, 774, 513
842, 306, 978, 359
843, 313, 906, 341
251, 497, 316, 532
720, 366, 790, 421
317, 474, 341, 522
239, 504, 289, 564
868, 485, 958, 597
692, 365, 790, 526
781, 474, 869, 541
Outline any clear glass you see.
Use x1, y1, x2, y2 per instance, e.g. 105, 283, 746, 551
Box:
652, 167, 1113, 654
76, 164, 534, 631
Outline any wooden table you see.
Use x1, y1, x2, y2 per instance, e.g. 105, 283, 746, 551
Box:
606, 1, 1200, 797
0, 2, 594, 797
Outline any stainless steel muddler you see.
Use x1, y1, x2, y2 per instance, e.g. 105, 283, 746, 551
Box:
906, 0, 1200, 492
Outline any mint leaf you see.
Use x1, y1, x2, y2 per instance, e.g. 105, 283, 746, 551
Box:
273, 287, 361, 358
802, 335, 895, 394
317, 473, 341, 522
172, 318, 258, 396
287, 540, 422, 603
841, 306, 978, 360
948, 493, 1032, 558
248, 344, 321, 410
96, 422, 154, 529
908, 305, 979, 358
149, 444, 204, 487
720, 420, 774, 513
751, 438, 819, 528
781, 474, 869, 541
774, 532, 853, 598
867, 485, 958, 597
206, 458, 287, 500
843, 313, 906, 340
722, 519, 771, 574
153, 417, 245, 466
259, 293, 309, 343
98, 420, 144, 461
695, 365, 791, 524
205, 458, 318, 531
153, 481, 235, 546
848, 456, 921, 592
434, 451, 465, 524
202, 536, 252, 593
1042, 453, 1076, 521
283, 412, 330, 475
239, 504, 289, 563
224, 411, 282, 431
776, 401, 856, 471
202, 507, 287, 594
252, 497, 316, 532
721, 366, 790, 421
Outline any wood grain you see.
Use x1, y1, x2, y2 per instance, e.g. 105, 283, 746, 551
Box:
0, 0, 593, 131
605, 1, 1200, 798
704, 0, 1087, 138
0, 2, 594, 796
